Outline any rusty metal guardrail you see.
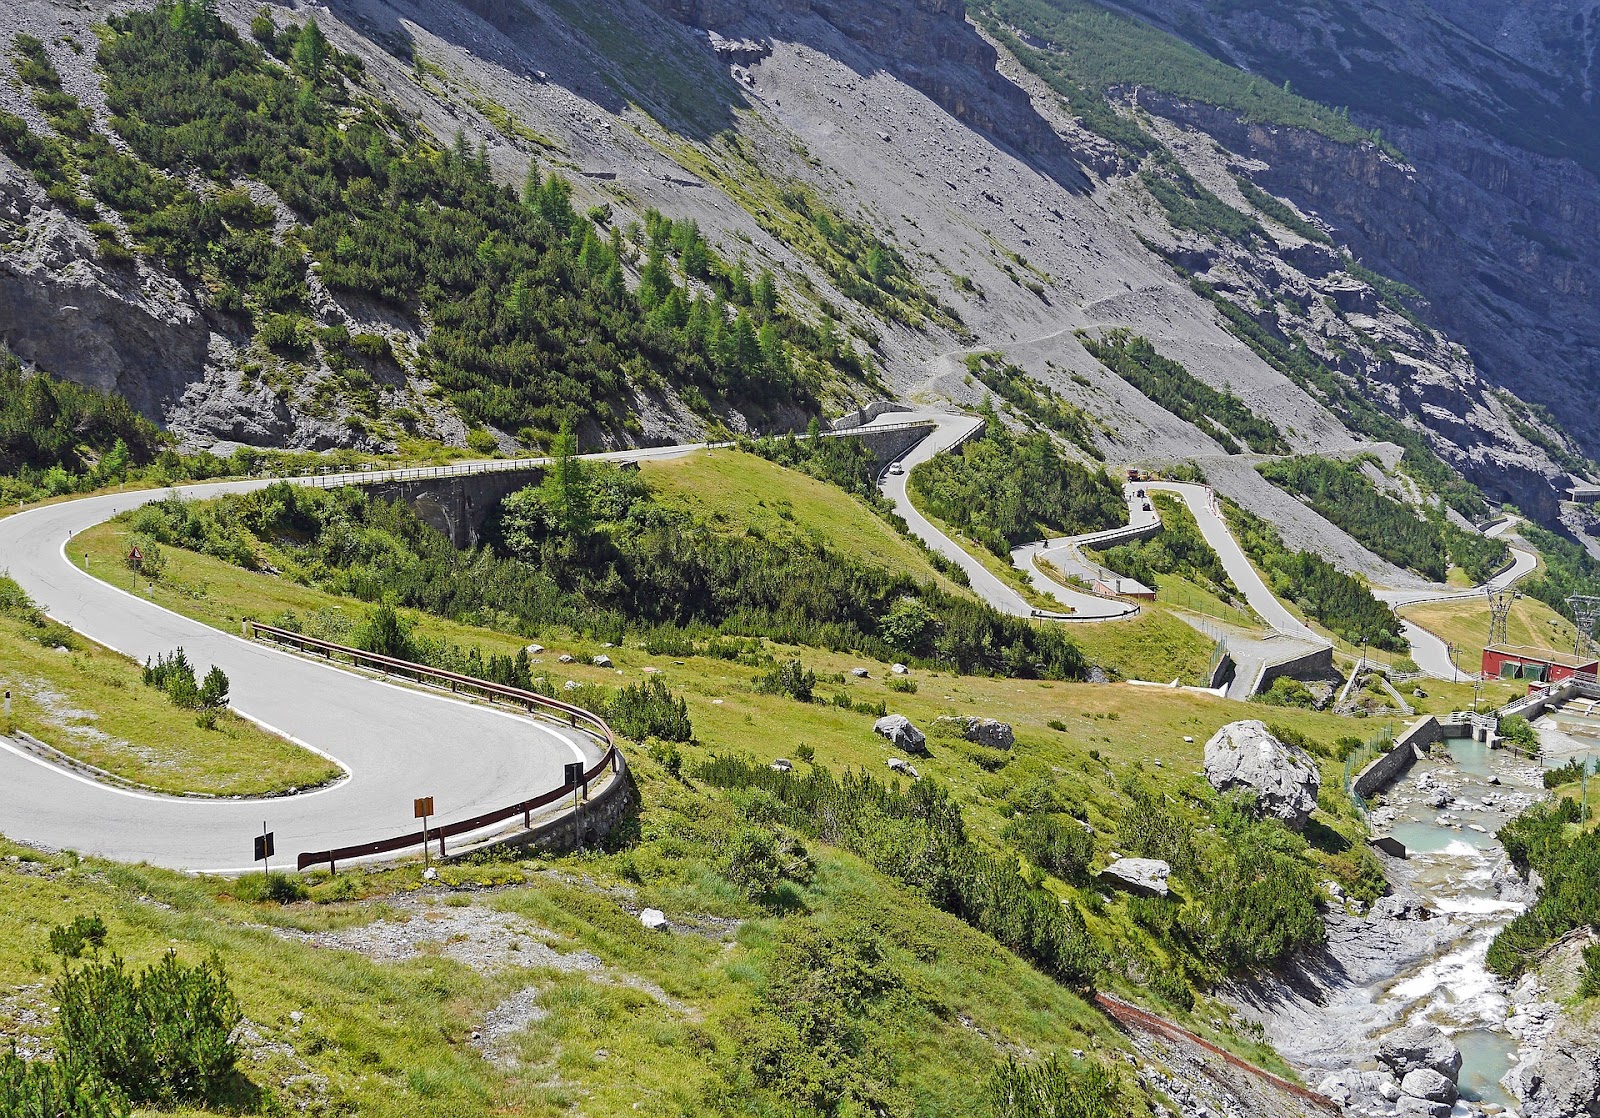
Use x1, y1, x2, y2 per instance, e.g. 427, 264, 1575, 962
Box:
244, 622, 623, 871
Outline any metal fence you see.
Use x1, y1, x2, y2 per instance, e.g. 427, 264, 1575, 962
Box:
245, 622, 623, 871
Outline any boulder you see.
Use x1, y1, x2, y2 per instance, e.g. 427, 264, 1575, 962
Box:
851, 668, 870, 678
592, 654, 613, 667
1400, 1068, 1458, 1105
1372, 894, 1433, 922
891, 663, 909, 675
874, 714, 928, 755
1380, 1024, 1462, 1081
1203, 720, 1321, 830
965, 718, 1015, 749
1097, 857, 1170, 898
886, 757, 920, 779
1512, 1028, 1600, 1118
640, 908, 669, 931
770, 758, 793, 772
557, 653, 574, 664
934, 716, 1015, 749
525, 643, 545, 654
1396, 1096, 1452, 1118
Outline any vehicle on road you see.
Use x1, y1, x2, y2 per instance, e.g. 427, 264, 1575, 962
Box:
889, 462, 904, 475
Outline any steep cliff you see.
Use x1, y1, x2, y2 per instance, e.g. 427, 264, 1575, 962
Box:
0, 0, 1592, 564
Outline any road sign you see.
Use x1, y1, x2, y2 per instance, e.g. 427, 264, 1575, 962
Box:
564, 762, 584, 786
413, 796, 434, 819
254, 829, 274, 867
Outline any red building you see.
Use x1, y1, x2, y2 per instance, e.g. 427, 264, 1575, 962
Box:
1481, 644, 1599, 685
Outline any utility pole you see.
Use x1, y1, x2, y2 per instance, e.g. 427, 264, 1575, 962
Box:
1568, 596, 1600, 660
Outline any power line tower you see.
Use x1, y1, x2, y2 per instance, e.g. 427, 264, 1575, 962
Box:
1568, 595, 1600, 660
1487, 587, 1521, 648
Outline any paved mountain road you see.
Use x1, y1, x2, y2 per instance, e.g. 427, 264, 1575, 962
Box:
0, 450, 694, 872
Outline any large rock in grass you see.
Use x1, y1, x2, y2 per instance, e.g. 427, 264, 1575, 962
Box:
934, 716, 1015, 749
1203, 720, 1321, 831
1379, 1024, 1462, 1082
1097, 857, 1170, 898
874, 714, 928, 755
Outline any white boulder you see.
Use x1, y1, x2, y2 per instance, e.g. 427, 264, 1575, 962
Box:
1203, 719, 1321, 830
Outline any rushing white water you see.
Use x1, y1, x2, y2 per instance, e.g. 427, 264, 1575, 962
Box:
1369, 736, 1547, 1113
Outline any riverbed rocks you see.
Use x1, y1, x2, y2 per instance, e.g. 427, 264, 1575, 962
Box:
1400, 1068, 1458, 1106
1203, 720, 1321, 830
1379, 1024, 1463, 1081
874, 714, 928, 755
1097, 857, 1170, 898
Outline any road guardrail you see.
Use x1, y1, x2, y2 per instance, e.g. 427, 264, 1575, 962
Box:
244, 622, 623, 871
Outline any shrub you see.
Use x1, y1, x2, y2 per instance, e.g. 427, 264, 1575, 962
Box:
54, 951, 242, 1106
721, 828, 784, 900
0, 1049, 124, 1118
608, 677, 692, 743
198, 665, 230, 709
143, 648, 199, 708
1004, 813, 1094, 885
754, 659, 816, 703
1580, 943, 1600, 999
1498, 715, 1538, 753
48, 915, 109, 961
353, 602, 414, 660
886, 676, 917, 694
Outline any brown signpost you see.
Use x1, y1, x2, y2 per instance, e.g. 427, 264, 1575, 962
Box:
414, 796, 434, 868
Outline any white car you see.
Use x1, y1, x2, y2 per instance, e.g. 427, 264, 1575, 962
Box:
888, 462, 904, 475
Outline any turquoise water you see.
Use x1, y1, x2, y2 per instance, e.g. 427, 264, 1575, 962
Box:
1389, 820, 1497, 853
1455, 1028, 1518, 1109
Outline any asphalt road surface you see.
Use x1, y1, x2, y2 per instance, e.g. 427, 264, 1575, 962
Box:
0, 451, 694, 872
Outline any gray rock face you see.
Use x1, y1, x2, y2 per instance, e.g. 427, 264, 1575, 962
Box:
1400, 1068, 1458, 1105
1380, 1024, 1462, 1081
1372, 895, 1433, 921
1515, 1036, 1600, 1118
1097, 857, 1170, 898
874, 714, 928, 755
1203, 720, 1321, 830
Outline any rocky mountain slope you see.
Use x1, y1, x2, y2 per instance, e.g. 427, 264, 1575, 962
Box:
0, 0, 1594, 562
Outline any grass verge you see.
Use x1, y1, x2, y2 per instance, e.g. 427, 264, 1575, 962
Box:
0, 581, 339, 797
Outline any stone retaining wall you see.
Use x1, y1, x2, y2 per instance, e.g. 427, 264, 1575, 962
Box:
1353, 715, 1442, 799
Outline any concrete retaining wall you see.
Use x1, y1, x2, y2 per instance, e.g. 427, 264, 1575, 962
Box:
1353, 715, 1442, 799
831, 401, 912, 431
1252, 643, 1335, 696
451, 756, 634, 860
363, 466, 544, 548
842, 423, 936, 472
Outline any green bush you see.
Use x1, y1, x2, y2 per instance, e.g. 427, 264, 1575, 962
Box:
1579, 943, 1600, 999
754, 659, 817, 703
608, 677, 692, 743
55, 951, 242, 1106
48, 916, 108, 961
1004, 812, 1094, 885
0, 1049, 125, 1118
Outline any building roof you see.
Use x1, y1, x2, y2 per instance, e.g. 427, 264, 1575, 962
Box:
1485, 644, 1600, 670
